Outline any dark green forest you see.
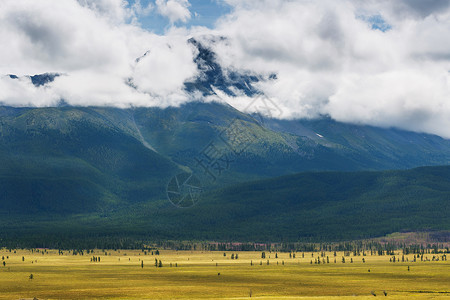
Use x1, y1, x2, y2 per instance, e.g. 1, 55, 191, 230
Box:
1, 166, 449, 248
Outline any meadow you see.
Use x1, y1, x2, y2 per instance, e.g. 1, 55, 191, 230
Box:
0, 248, 449, 299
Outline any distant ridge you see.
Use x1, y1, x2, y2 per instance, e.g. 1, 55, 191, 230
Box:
7, 72, 60, 87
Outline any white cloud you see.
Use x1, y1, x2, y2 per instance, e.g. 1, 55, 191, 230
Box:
0, 0, 133, 74
130, 0, 154, 19
77, 0, 130, 24
1, 0, 450, 138
155, 0, 191, 24
207, 0, 450, 138
76, 0, 153, 24
0, 75, 60, 107
131, 38, 198, 97
0, 0, 197, 108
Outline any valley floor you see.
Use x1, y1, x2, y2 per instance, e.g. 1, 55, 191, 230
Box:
0, 249, 449, 299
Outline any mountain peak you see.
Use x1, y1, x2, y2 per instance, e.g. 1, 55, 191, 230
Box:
184, 37, 273, 97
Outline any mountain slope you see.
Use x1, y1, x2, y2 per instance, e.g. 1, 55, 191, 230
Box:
266, 117, 450, 169
0, 106, 182, 214
131, 102, 450, 179
0, 103, 449, 218
1, 102, 450, 196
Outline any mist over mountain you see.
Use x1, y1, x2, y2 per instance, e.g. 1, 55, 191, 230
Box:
2, 0, 450, 138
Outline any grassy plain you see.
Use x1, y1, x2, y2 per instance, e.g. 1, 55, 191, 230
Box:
0, 249, 449, 299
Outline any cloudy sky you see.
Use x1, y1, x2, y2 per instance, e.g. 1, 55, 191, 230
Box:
1, 0, 450, 138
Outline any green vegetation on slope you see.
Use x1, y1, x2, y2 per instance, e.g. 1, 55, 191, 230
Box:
0, 106, 182, 214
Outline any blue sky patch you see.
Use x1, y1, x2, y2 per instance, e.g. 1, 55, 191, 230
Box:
126, 0, 231, 34
358, 14, 392, 32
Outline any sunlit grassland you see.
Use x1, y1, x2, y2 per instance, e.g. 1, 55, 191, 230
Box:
0, 249, 449, 299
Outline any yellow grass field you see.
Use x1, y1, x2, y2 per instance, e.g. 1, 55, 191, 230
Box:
0, 249, 449, 299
